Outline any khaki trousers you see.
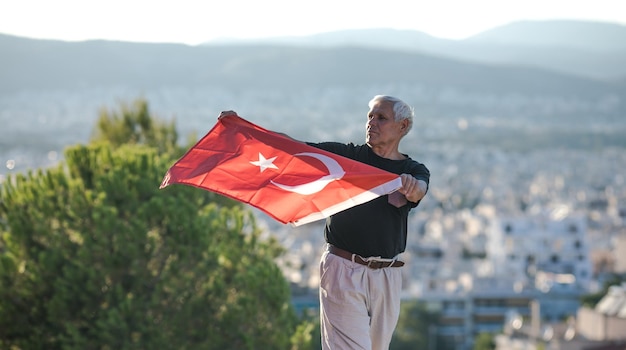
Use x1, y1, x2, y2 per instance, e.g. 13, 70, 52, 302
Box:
319, 248, 402, 350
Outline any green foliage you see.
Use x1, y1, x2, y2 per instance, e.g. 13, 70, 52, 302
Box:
580, 273, 626, 307
290, 314, 321, 350
91, 98, 180, 156
90, 98, 234, 209
390, 299, 440, 350
0, 99, 298, 349
473, 333, 495, 350
462, 246, 487, 259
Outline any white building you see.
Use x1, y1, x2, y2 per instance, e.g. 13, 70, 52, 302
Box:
578, 283, 626, 342
487, 207, 593, 292
612, 234, 626, 274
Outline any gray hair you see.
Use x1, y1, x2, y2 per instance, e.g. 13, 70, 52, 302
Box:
368, 95, 414, 136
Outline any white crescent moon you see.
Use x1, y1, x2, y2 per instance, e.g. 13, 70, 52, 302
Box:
271, 152, 345, 195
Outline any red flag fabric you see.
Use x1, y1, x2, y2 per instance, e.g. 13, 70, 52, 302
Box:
159, 115, 401, 226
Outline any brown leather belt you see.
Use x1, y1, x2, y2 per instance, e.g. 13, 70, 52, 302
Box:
328, 245, 404, 269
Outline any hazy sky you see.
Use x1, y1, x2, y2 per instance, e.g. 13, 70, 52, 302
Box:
1, 0, 625, 45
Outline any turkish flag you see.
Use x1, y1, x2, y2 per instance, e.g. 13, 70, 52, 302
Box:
159, 115, 401, 226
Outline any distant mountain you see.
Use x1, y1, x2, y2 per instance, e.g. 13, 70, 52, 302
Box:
209, 28, 442, 51
204, 20, 626, 81
466, 20, 626, 52
0, 32, 623, 98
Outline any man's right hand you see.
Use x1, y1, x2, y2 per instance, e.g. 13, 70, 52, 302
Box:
218, 110, 238, 119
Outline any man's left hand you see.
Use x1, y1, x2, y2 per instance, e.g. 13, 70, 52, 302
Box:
397, 174, 427, 203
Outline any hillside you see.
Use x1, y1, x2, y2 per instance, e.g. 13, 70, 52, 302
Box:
204, 20, 626, 81
0, 32, 622, 98
466, 20, 626, 51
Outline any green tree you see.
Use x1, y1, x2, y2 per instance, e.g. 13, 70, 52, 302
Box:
290, 312, 321, 350
89, 97, 233, 208
580, 273, 626, 307
91, 98, 180, 155
473, 333, 495, 350
290, 318, 320, 350
390, 299, 440, 350
0, 100, 298, 349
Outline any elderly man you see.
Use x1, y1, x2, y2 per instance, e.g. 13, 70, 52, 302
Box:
220, 95, 429, 349
306, 95, 430, 350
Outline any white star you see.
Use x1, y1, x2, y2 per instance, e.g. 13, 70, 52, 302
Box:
250, 153, 279, 172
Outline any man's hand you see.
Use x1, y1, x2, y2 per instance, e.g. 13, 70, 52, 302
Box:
218, 110, 238, 119
397, 174, 427, 203
388, 174, 427, 207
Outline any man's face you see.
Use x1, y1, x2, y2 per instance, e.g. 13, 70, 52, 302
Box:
365, 100, 405, 147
